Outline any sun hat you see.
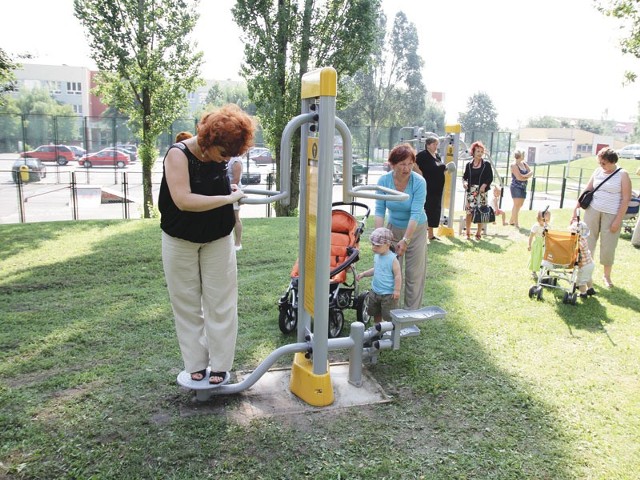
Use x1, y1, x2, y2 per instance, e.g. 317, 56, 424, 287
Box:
370, 227, 394, 246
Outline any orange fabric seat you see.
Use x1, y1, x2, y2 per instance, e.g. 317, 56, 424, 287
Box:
290, 209, 359, 284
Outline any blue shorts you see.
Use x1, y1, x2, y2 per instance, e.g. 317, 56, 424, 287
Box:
510, 183, 527, 199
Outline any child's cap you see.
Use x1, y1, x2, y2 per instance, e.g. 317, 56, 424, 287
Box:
571, 221, 590, 238
370, 227, 394, 246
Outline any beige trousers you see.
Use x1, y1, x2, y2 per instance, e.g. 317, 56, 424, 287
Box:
583, 207, 621, 266
387, 222, 428, 310
162, 232, 238, 374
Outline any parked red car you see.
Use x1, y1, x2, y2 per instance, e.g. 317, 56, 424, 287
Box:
78, 148, 130, 168
20, 145, 75, 165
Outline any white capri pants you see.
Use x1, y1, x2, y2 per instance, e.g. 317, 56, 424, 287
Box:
162, 232, 238, 374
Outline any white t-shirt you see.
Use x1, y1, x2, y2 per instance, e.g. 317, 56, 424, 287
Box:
227, 156, 243, 188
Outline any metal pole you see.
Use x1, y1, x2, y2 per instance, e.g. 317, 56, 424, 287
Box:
16, 176, 25, 223
71, 171, 79, 220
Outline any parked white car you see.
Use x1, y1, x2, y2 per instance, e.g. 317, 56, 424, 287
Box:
617, 144, 640, 159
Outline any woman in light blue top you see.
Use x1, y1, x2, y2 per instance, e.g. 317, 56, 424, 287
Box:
375, 143, 428, 310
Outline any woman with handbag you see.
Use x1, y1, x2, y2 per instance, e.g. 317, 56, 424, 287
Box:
462, 141, 494, 240
572, 147, 631, 288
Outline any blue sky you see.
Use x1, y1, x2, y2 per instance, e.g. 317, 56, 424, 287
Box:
2, 0, 639, 129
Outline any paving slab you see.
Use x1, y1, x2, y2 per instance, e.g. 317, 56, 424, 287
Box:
178, 363, 391, 424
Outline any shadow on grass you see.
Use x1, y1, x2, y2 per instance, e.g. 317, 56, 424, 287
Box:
0, 219, 574, 479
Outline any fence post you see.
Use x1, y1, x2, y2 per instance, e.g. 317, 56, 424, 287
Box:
122, 171, 130, 219
560, 177, 567, 209
16, 177, 26, 223
70, 171, 79, 220
266, 173, 273, 218
528, 177, 536, 210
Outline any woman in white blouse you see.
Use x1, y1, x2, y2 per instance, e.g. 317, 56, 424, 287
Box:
573, 148, 631, 288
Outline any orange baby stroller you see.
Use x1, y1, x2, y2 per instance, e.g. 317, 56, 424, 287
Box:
528, 227, 580, 305
277, 201, 370, 338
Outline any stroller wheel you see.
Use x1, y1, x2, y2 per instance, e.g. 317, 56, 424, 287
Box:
278, 303, 297, 334
328, 308, 344, 338
528, 286, 537, 299
562, 292, 570, 304
356, 292, 372, 324
536, 287, 543, 301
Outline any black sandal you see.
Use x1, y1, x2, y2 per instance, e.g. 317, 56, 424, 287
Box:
190, 369, 207, 381
209, 371, 228, 385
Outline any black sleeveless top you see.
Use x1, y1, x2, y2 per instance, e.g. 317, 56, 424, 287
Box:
159, 143, 234, 243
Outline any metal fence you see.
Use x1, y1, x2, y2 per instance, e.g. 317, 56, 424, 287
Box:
0, 114, 610, 224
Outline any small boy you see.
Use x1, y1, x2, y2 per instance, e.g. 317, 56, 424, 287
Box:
356, 227, 402, 323
572, 221, 596, 298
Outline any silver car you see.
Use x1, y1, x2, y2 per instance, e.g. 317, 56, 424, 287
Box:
617, 144, 640, 159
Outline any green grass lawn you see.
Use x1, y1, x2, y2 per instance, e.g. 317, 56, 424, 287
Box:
1, 211, 639, 479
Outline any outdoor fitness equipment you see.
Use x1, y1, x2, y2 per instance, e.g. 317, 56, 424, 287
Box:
177, 67, 447, 404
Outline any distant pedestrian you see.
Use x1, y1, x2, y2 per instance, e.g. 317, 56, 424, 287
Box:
509, 150, 533, 228
415, 136, 446, 241
462, 141, 493, 240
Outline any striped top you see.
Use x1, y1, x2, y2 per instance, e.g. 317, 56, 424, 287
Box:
577, 236, 593, 267
590, 167, 624, 215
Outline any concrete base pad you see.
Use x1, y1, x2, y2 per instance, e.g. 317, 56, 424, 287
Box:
179, 363, 391, 424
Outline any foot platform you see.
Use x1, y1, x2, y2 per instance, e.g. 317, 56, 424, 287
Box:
389, 306, 447, 349
177, 368, 230, 401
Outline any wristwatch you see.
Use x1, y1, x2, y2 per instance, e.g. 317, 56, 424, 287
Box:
401, 236, 411, 245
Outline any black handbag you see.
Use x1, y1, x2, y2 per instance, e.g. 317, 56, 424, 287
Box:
579, 168, 620, 209
472, 205, 495, 224
578, 190, 594, 209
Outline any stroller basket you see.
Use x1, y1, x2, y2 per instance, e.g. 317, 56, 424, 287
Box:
542, 230, 579, 267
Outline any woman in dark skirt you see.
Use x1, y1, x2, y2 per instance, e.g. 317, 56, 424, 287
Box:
415, 136, 446, 241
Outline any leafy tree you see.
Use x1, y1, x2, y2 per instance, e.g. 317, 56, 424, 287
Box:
74, 0, 204, 218
204, 84, 223, 107
203, 81, 255, 114
339, 11, 426, 152
527, 116, 561, 128
421, 98, 446, 134
577, 119, 603, 135
0, 97, 22, 151
597, 0, 640, 84
0, 49, 31, 105
458, 91, 499, 134
233, 0, 381, 216
12, 88, 77, 147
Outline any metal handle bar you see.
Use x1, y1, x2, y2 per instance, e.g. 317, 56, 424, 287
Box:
350, 184, 409, 202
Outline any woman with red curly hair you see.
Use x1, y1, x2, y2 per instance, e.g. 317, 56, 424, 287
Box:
159, 104, 255, 386
462, 141, 493, 240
